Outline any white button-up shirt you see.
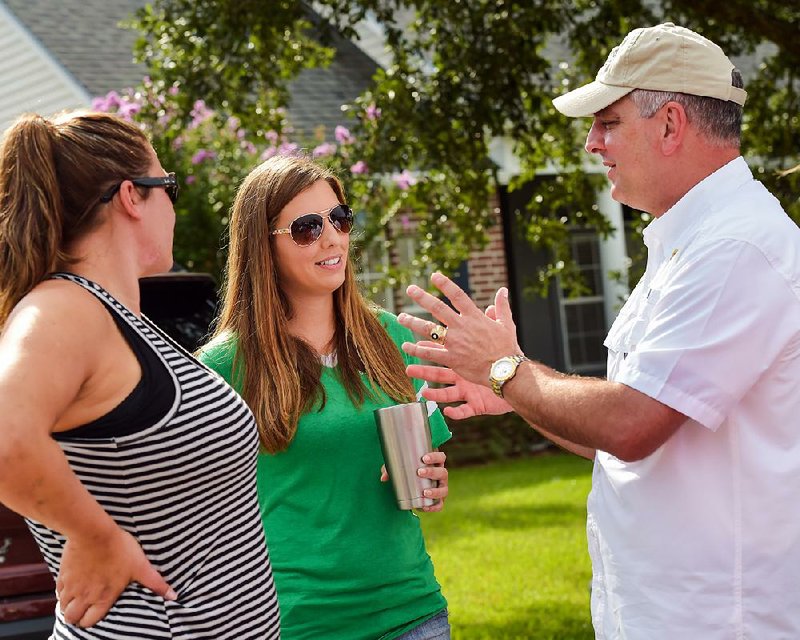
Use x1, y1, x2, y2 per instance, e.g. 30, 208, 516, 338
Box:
590, 157, 800, 639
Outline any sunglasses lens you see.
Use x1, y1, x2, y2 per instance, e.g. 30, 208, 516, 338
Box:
290, 214, 324, 246
330, 205, 354, 234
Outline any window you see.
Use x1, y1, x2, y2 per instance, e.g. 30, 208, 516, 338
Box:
558, 231, 608, 373
357, 235, 394, 312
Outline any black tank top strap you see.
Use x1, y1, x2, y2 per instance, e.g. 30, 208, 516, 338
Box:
48, 273, 176, 440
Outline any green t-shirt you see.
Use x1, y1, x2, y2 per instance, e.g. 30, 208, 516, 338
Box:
199, 311, 451, 640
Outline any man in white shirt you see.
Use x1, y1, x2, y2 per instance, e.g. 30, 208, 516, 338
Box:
398, 23, 800, 639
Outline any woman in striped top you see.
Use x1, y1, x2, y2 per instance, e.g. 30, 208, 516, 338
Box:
0, 111, 280, 639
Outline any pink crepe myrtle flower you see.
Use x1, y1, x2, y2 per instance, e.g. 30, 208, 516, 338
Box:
278, 142, 300, 156
350, 160, 368, 175
91, 96, 108, 111
261, 147, 278, 161
91, 90, 122, 113
149, 91, 165, 108
191, 149, 217, 165
313, 142, 337, 158
365, 103, 381, 121
116, 100, 141, 120
392, 170, 417, 190
185, 175, 196, 185
189, 99, 213, 129
104, 91, 121, 109
335, 125, 354, 144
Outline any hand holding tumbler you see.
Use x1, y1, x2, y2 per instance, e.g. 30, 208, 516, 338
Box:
375, 401, 438, 510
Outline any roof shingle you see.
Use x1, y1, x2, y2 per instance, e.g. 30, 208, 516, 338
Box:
1, 0, 377, 136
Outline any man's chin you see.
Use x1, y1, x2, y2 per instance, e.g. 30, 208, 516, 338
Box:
609, 184, 626, 204
610, 191, 655, 217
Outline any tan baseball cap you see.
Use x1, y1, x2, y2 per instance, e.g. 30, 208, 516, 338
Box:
553, 23, 747, 117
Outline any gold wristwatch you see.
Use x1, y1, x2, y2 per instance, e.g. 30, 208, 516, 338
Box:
489, 355, 529, 397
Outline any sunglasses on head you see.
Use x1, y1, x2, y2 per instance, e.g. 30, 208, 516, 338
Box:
99, 172, 180, 205
270, 204, 355, 246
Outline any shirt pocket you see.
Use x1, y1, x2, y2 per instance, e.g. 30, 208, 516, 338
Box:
604, 287, 661, 361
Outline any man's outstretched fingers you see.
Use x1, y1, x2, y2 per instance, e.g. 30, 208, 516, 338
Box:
397, 312, 450, 342
402, 341, 450, 366
430, 272, 482, 318
406, 364, 457, 385
494, 287, 516, 326
423, 385, 466, 403
443, 404, 476, 420
405, 284, 460, 325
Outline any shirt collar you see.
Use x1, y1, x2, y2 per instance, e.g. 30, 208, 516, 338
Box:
642, 156, 753, 258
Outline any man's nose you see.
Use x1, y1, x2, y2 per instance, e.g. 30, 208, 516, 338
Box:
585, 121, 604, 155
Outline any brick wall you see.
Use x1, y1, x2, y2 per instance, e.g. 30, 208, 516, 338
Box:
389, 193, 509, 313
466, 195, 509, 311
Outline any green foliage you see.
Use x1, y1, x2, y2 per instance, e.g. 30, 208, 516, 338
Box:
131, 1, 332, 134
128, 0, 800, 292
419, 453, 594, 639
94, 84, 477, 285
93, 83, 269, 275
327, 0, 617, 292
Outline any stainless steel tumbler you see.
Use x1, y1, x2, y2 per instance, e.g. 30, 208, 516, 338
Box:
375, 401, 437, 510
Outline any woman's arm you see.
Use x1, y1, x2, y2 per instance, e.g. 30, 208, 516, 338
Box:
0, 288, 174, 627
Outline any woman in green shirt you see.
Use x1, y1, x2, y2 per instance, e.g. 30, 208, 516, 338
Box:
198, 154, 451, 640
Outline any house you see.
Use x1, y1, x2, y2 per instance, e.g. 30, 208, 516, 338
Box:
0, 0, 384, 132
0, 0, 627, 378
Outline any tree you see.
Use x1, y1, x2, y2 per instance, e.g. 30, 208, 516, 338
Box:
129, 0, 800, 293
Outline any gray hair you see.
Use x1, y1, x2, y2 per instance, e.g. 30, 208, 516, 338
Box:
629, 69, 744, 147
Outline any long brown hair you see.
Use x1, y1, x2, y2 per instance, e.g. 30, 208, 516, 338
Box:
0, 111, 151, 325
209, 155, 415, 453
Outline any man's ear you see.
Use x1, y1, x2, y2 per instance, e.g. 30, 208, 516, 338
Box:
661, 102, 688, 156
116, 180, 145, 220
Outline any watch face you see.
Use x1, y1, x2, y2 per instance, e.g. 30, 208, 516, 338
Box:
492, 360, 514, 379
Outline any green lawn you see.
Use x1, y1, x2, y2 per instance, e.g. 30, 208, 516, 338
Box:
418, 452, 595, 640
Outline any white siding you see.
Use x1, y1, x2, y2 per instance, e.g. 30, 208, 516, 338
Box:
0, 1, 89, 135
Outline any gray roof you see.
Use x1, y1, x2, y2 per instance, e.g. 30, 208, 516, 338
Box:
289, 31, 378, 136
3, 0, 146, 97
1, 0, 377, 134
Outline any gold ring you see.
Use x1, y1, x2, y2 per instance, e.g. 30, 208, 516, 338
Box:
430, 324, 447, 345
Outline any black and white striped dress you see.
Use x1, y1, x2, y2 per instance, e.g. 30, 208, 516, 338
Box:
27, 274, 280, 639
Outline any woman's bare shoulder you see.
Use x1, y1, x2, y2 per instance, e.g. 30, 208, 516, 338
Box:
0, 280, 118, 431
2, 279, 115, 371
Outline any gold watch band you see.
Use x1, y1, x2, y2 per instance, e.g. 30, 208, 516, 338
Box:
490, 355, 529, 397
491, 378, 504, 396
